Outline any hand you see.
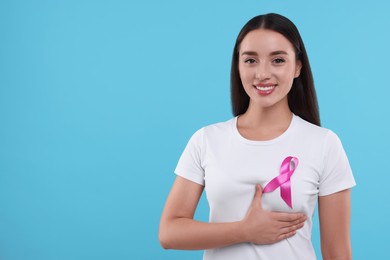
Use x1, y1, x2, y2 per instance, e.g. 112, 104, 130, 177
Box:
240, 184, 306, 245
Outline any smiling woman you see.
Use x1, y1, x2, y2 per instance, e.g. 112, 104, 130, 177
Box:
159, 13, 355, 260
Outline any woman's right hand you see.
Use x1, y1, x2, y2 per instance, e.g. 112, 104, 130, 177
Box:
240, 184, 306, 244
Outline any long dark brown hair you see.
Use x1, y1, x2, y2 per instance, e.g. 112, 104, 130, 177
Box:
231, 13, 321, 126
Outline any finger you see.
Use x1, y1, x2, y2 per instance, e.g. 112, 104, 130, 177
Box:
278, 215, 306, 229
278, 230, 297, 241
287, 217, 307, 227
257, 184, 263, 194
251, 184, 263, 209
280, 221, 305, 234
272, 212, 306, 222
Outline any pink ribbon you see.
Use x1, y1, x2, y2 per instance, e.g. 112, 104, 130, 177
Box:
263, 156, 299, 208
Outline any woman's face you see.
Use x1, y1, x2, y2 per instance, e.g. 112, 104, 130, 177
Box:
238, 29, 301, 110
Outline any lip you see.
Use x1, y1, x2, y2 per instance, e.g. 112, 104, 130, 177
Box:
253, 84, 277, 96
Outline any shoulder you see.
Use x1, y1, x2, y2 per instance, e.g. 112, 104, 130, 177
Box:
294, 115, 337, 140
192, 117, 235, 137
294, 115, 345, 154
294, 115, 327, 134
185, 117, 235, 146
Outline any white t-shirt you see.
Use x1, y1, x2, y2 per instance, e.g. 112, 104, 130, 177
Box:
174, 114, 356, 260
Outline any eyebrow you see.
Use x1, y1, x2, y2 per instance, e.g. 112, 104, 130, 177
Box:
241, 50, 289, 56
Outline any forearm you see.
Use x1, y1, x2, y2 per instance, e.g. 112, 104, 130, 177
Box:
319, 189, 352, 260
322, 252, 351, 260
159, 217, 244, 250
321, 239, 351, 260
159, 179, 306, 250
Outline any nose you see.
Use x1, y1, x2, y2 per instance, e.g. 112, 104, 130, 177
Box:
256, 62, 271, 80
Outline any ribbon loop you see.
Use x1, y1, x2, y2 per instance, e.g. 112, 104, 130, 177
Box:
263, 156, 299, 208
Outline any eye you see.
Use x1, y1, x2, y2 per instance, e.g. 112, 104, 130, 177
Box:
273, 58, 286, 64
244, 58, 257, 64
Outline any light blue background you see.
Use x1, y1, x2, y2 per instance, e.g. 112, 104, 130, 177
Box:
0, 0, 388, 259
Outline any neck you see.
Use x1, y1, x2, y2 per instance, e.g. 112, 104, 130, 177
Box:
240, 102, 292, 128
236, 102, 293, 141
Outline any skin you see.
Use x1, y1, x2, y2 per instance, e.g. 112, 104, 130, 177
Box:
237, 28, 301, 140
159, 29, 352, 259
319, 190, 352, 260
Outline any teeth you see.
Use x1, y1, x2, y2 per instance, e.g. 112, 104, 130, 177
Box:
255, 86, 275, 91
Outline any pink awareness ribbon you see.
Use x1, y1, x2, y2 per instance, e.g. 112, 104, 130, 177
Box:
263, 156, 299, 208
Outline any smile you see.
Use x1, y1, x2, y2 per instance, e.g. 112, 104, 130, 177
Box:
255, 86, 275, 91
253, 84, 276, 96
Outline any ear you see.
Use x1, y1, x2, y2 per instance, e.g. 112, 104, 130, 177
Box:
294, 60, 302, 78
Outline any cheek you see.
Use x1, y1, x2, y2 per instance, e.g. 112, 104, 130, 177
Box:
274, 67, 296, 82
239, 68, 253, 84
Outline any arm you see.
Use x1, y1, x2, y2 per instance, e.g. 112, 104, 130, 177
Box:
319, 189, 352, 260
159, 176, 307, 250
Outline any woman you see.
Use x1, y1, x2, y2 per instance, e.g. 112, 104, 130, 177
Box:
159, 13, 355, 260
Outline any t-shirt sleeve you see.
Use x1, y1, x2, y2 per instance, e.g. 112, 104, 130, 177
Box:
174, 128, 205, 186
319, 130, 356, 196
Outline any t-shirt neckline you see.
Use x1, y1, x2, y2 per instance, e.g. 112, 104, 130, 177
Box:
232, 114, 297, 146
